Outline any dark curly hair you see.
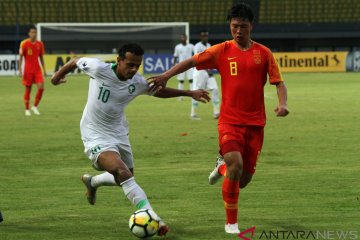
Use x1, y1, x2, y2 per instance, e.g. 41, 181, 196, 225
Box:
227, 2, 254, 22
118, 43, 144, 59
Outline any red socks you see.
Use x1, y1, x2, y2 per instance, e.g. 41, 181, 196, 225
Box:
34, 88, 44, 107
24, 87, 31, 110
222, 177, 240, 224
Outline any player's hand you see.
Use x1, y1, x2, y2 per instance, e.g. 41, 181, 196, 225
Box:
274, 105, 289, 117
147, 74, 169, 92
191, 89, 210, 103
51, 72, 67, 85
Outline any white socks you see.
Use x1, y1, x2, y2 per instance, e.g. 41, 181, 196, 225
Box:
212, 88, 220, 115
90, 172, 117, 187
121, 177, 153, 210
178, 81, 184, 91
191, 99, 198, 116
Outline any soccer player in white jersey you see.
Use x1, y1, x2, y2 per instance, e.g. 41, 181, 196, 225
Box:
191, 30, 220, 120
173, 34, 194, 100
51, 43, 210, 236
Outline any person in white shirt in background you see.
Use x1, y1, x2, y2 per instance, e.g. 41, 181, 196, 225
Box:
173, 34, 194, 101
191, 30, 220, 120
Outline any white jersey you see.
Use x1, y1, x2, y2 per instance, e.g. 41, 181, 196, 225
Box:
194, 41, 211, 54
173, 43, 194, 62
77, 57, 149, 145
194, 41, 211, 74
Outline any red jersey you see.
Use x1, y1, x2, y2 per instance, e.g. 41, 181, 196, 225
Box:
19, 39, 45, 73
193, 40, 282, 127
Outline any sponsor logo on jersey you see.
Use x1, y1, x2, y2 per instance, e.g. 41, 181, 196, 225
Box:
227, 57, 237, 60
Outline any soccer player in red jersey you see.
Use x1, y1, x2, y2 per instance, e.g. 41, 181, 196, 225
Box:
19, 26, 46, 116
148, 3, 289, 234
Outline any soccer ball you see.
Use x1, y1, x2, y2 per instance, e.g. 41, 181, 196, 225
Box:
129, 209, 160, 238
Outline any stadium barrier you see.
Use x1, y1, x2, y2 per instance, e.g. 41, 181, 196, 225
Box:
1, 51, 359, 76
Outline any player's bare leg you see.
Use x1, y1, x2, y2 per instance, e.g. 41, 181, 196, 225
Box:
31, 82, 44, 115
96, 151, 169, 236
222, 151, 243, 234
24, 85, 32, 116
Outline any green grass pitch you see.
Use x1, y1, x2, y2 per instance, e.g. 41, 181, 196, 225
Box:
0, 73, 359, 240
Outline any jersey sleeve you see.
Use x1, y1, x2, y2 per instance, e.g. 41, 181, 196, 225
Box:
137, 75, 152, 96
192, 43, 223, 70
19, 40, 25, 54
77, 57, 105, 78
267, 50, 283, 85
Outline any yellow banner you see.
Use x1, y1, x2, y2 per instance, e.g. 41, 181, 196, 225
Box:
273, 52, 348, 72
44, 54, 143, 75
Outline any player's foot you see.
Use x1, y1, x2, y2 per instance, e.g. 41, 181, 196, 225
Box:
190, 115, 201, 120
214, 113, 220, 119
31, 106, 40, 115
225, 223, 240, 234
157, 220, 170, 236
81, 174, 97, 205
25, 110, 31, 116
208, 155, 225, 185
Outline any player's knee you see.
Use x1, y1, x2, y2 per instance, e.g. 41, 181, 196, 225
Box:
179, 80, 184, 84
224, 155, 243, 178
189, 79, 193, 84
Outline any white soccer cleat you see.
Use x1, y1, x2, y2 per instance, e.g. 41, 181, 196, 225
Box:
31, 106, 40, 115
190, 115, 201, 120
213, 113, 220, 119
208, 155, 225, 185
178, 97, 183, 101
225, 223, 240, 234
25, 110, 31, 116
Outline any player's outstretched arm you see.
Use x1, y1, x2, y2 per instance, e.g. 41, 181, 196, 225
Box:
147, 58, 196, 92
51, 57, 80, 85
154, 88, 210, 103
274, 82, 289, 117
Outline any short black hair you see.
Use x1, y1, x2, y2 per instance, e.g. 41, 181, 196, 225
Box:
227, 2, 254, 22
28, 25, 36, 32
118, 43, 144, 59
199, 29, 209, 35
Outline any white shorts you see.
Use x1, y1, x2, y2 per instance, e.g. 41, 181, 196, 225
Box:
177, 68, 194, 81
83, 137, 134, 170
193, 70, 218, 90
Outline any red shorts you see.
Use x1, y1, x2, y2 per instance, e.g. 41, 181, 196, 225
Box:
218, 123, 264, 174
22, 71, 44, 86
